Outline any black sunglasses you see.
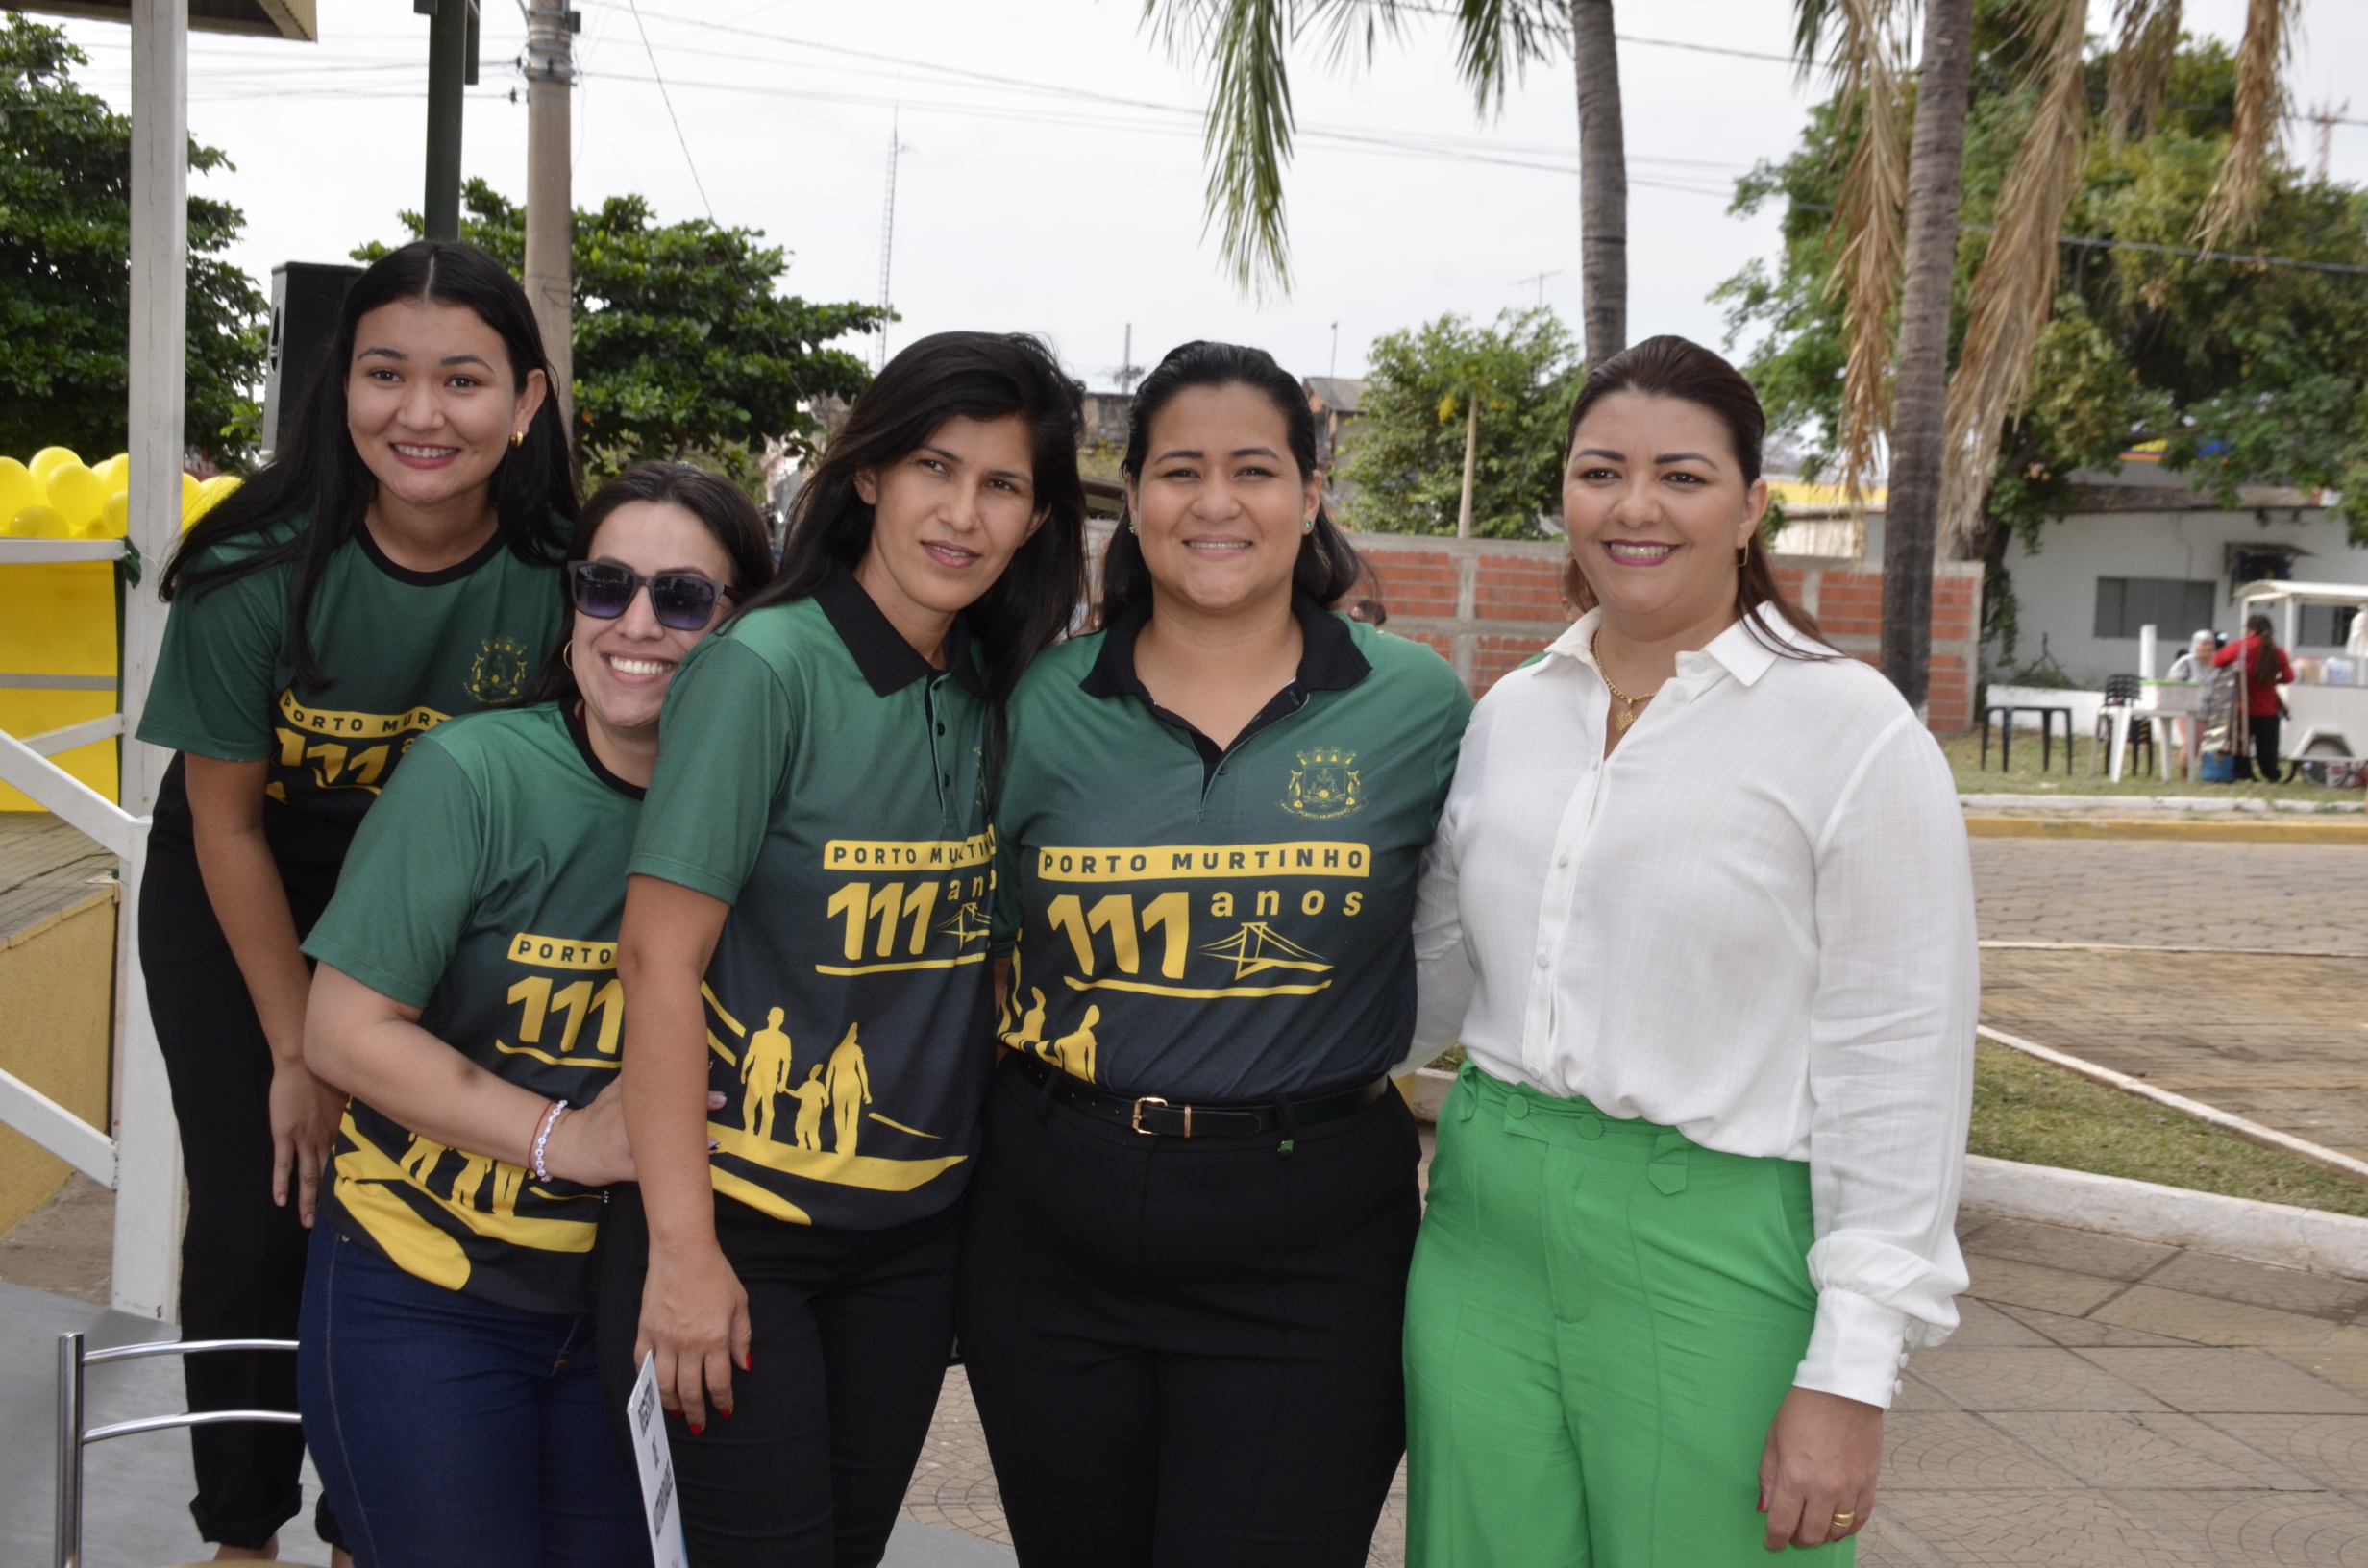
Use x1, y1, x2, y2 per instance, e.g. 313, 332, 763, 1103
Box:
566, 560, 728, 631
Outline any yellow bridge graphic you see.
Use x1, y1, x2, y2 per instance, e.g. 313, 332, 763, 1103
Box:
1201, 922, 1333, 980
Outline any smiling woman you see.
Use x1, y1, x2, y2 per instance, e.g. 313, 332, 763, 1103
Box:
291, 462, 770, 1565
958, 340, 1473, 1568
133, 239, 577, 1565
601, 332, 1087, 1567
1405, 336, 1979, 1567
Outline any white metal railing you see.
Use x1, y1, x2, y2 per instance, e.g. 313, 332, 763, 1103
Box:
0, 533, 182, 1321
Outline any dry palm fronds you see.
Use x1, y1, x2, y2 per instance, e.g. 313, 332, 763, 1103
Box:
2103, 0, 2182, 142
1818, 0, 1910, 504
2193, 0, 2295, 256
1936, 0, 2089, 551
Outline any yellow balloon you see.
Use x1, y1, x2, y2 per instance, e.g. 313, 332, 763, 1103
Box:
96, 490, 131, 539
46, 462, 106, 532
95, 453, 131, 495
29, 447, 83, 482
186, 473, 241, 527
0, 457, 38, 521
10, 503, 71, 538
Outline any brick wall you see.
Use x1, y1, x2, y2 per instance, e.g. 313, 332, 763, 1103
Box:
1348, 532, 1985, 733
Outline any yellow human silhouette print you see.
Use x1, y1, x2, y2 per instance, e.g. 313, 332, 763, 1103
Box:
741, 1007, 796, 1141
825, 1024, 873, 1155
400, 1133, 443, 1185
450, 1153, 493, 1211
1001, 987, 1048, 1055
1049, 1006, 1099, 1084
787, 1066, 829, 1151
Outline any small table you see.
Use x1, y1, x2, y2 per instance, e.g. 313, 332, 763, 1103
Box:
1981, 704, 2075, 774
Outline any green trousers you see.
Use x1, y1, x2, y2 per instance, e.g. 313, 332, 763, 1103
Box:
1405, 1064, 1850, 1568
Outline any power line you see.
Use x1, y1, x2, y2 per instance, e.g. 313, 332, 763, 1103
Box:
623, 0, 713, 221
1791, 199, 2368, 276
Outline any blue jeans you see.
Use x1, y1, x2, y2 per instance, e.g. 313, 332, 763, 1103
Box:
299, 1224, 653, 1568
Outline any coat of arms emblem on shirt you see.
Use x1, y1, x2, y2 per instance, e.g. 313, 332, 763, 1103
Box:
467, 637, 533, 702
1283, 747, 1361, 819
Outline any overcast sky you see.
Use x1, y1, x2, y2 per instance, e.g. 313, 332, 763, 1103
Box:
53, 0, 2368, 396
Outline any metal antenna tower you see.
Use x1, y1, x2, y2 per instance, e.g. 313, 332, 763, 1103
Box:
876, 111, 907, 370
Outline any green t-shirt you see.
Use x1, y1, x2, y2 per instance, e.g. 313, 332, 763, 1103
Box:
629, 570, 996, 1232
991, 596, 1471, 1102
302, 702, 640, 1315
140, 517, 567, 863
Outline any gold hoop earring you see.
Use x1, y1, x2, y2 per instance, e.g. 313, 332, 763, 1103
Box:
1736, 544, 1749, 566
510, 429, 526, 449
561, 642, 575, 670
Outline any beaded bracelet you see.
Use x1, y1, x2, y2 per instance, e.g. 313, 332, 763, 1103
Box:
531, 1098, 570, 1183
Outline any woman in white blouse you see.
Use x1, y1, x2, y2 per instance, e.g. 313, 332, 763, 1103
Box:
1404, 335, 1976, 1565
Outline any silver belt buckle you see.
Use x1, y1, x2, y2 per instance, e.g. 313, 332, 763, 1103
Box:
1129, 1096, 1191, 1137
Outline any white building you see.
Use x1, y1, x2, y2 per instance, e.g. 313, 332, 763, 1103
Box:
1988, 458, 2357, 685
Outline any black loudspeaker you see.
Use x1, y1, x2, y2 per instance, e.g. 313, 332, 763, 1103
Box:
262, 262, 364, 459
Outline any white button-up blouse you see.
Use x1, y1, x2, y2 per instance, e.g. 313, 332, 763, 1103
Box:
1409, 606, 1978, 1409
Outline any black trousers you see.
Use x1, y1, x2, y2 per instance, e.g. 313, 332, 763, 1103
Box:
955, 1054, 1421, 1568
2244, 714, 2285, 781
597, 1186, 962, 1568
138, 838, 343, 1550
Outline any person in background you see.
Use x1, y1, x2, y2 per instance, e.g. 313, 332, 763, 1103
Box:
296, 464, 769, 1566
2214, 612, 2295, 783
2164, 629, 2217, 778
961, 340, 1470, 1567
1406, 336, 1976, 1565
606, 333, 1087, 1567
136, 240, 574, 1563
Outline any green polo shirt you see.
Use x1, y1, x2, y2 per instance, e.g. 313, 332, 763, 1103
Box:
139, 517, 567, 866
629, 570, 995, 1231
992, 595, 1470, 1103
301, 702, 640, 1315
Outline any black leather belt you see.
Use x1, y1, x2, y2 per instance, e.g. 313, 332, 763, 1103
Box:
1015, 1052, 1392, 1139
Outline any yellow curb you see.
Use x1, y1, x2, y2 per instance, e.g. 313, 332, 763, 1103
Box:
1964, 814, 2368, 844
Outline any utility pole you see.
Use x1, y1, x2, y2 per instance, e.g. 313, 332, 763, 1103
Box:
1329, 321, 1339, 380
1456, 394, 1479, 539
525, 2, 578, 429
1115, 324, 1145, 394
876, 110, 904, 370
421, 0, 478, 241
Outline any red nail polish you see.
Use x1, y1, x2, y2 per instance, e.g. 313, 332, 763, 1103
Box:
721, 1407, 733, 1419
688, 1423, 703, 1436
743, 1351, 753, 1372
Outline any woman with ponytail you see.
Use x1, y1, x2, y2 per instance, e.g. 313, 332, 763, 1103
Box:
136, 239, 575, 1562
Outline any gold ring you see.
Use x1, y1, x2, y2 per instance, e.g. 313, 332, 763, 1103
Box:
1832, 1512, 1855, 1528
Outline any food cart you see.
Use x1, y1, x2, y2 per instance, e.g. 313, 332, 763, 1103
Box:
2236, 580, 2368, 765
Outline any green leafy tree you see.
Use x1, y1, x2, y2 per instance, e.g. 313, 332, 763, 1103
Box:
359, 180, 884, 481
1336, 308, 1580, 539
0, 15, 266, 466
1719, 26, 2368, 661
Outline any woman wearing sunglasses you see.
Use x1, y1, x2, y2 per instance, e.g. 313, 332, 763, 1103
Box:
603, 332, 1085, 1566
136, 241, 572, 1563
295, 463, 772, 1565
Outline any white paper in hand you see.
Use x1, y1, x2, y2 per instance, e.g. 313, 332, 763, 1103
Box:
629, 1351, 690, 1568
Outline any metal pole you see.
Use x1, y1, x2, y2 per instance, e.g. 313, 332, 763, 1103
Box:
118, 0, 188, 1325
55, 1333, 84, 1568
1456, 394, 1479, 540
524, 2, 576, 431
425, 0, 469, 240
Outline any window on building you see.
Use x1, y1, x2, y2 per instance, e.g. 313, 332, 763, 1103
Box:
2298, 604, 2358, 647
2094, 577, 2217, 640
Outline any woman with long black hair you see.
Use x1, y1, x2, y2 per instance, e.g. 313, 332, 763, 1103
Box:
296, 464, 770, 1567
136, 239, 575, 1561
957, 340, 1472, 1567
603, 331, 1086, 1566
2213, 612, 2295, 782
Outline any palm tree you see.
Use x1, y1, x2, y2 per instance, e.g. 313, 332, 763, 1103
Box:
1142, 0, 1630, 368
1813, 0, 2302, 710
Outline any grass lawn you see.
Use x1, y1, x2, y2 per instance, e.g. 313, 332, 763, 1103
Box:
1970, 1041, 2368, 1217
1941, 728, 2333, 801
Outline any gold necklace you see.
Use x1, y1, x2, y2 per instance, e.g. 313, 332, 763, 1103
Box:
1591, 631, 1653, 734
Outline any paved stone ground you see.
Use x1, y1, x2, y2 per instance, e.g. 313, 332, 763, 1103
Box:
1969, 839, 2368, 954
